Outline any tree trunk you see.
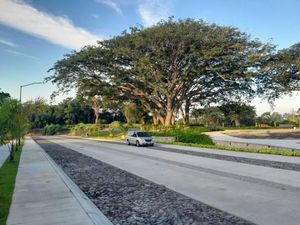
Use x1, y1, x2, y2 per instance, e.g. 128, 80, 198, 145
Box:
158, 115, 165, 125
9, 142, 14, 162
234, 119, 240, 127
152, 112, 159, 125
95, 113, 99, 124
92, 96, 101, 124
184, 100, 191, 125
164, 110, 174, 126
171, 111, 176, 125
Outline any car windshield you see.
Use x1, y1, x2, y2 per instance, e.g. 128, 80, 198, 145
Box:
137, 132, 150, 137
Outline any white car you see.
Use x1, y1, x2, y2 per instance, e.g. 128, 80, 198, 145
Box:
126, 131, 154, 147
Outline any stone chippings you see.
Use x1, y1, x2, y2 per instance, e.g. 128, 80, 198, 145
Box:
34, 138, 255, 225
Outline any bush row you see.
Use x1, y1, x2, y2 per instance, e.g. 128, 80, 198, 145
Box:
44, 124, 69, 135
148, 126, 217, 145
44, 122, 217, 145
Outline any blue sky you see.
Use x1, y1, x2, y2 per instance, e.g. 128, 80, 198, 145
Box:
0, 0, 299, 114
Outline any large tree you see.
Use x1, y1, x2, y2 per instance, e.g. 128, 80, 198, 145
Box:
48, 19, 274, 126
257, 43, 300, 100
219, 102, 256, 127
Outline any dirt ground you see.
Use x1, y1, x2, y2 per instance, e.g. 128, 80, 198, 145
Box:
224, 129, 300, 139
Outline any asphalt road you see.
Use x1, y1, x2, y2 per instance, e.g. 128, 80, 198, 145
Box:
39, 136, 300, 225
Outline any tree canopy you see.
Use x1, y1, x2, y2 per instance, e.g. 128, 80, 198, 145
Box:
257, 43, 300, 100
48, 18, 298, 126
0, 90, 10, 103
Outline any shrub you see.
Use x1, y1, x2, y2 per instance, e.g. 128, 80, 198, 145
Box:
148, 126, 215, 145
70, 123, 101, 136
109, 121, 123, 130
176, 133, 214, 145
44, 124, 68, 135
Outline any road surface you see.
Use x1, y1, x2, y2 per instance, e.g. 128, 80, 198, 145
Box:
38, 136, 300, 225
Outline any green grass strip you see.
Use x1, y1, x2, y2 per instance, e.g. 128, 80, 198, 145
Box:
0, 143, 23, 225
157, 141, 300, 157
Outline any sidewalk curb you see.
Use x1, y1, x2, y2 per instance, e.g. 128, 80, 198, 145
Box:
41, 147, 113, 225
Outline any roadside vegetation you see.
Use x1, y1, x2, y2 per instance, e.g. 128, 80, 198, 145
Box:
66, 123, 217, 145
0, 143, 23, 225
0, 91, 27, 161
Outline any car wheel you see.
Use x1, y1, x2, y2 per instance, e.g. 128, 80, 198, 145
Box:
136, 141, 140, 147
126, 140, 130, 145
150, 143, 154, 147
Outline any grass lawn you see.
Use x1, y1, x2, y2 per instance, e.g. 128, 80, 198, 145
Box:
0, 143, 23, 225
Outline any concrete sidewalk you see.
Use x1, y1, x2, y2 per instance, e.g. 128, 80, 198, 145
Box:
0, 144, 9, 168
7, 137, 111, 225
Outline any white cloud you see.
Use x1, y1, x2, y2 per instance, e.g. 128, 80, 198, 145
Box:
0, 38, 16, 47
96, 0, 122, 15
138, 0, 172, 27
5, 49, 38, 60
91, 14, 100, 19
0, 0, 102, 49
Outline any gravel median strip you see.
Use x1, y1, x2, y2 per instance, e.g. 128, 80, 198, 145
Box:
34, 137, 255, 225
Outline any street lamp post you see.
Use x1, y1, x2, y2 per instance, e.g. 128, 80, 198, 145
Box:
18, 81, 44, 145
19, 82, 44, 103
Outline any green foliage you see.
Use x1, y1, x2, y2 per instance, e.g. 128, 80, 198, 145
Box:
149, 126, 216, 145
192, 107, 225, 127
123, 123, 143, 130
48, 18, 273, 126
109, 121, 122, 130
0, 90, 10, 104
191, 102, 256, 127
0, 99, 27, 161
0, 143, 23, 225
123, 103, 147, 124
44, 124, 69, 135
23, 96, 97, 129
219, 102, 256, 127
257, 43, 300, 101
176, 133, 214, 145
70, 123, 101, 136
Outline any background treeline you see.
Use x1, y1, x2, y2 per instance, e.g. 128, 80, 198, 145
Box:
191, 104, 300, 128
24, 96, 300, 130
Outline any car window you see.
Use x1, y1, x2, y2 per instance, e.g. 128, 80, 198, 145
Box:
132, 133, 137, 137
137, 132, 150, 137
